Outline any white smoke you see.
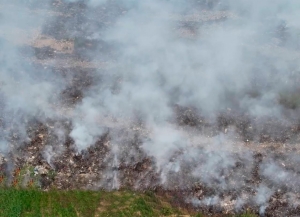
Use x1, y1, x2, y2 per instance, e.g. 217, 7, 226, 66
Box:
0, 1, 63, 152
2, 0, 300, 215
254, 184, 273, 215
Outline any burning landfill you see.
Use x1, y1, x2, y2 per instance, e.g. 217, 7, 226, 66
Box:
1, 0, 300, 216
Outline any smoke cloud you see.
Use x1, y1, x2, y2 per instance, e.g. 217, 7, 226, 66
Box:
2, 0, 300, 215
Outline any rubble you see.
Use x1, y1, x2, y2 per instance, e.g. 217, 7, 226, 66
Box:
34, 165, 48, 175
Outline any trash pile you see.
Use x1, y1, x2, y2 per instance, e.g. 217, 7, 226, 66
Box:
1, 1, 300, 216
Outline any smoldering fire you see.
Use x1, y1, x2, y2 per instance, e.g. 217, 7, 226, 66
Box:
1, 0, 300, 216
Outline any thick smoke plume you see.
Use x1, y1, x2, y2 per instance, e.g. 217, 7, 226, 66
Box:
1, 0, 300, 215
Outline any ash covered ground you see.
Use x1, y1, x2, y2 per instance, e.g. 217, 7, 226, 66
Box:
1, 0, 300, 216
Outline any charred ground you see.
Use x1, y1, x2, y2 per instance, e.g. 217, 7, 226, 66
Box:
1, 1, 300, 217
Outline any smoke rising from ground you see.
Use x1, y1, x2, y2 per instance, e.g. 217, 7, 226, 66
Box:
0, 1, 61, 152
1, 0, 300, 215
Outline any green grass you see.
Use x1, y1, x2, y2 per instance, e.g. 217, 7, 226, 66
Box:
235, 212, 257, 217
0, 188, 183, 217
0, 188, 101, 217
0, 189, 42, 217
0, 187, 258, 217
